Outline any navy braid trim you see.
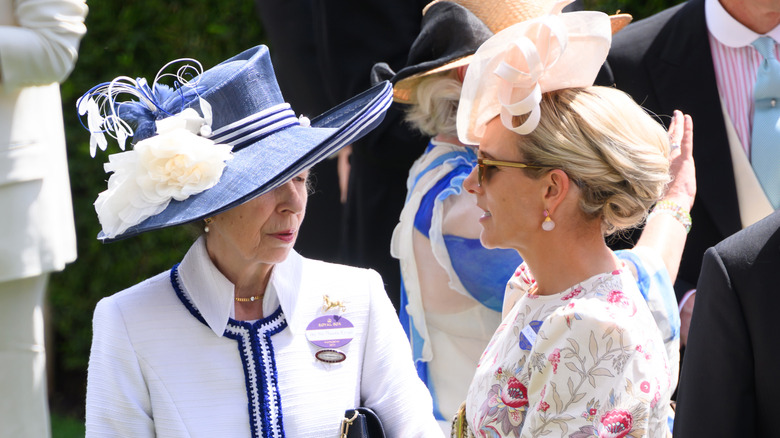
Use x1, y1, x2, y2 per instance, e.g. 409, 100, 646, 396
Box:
169, 264, 288, 438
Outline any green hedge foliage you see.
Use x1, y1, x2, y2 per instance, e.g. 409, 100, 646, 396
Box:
49, 0, 265, 405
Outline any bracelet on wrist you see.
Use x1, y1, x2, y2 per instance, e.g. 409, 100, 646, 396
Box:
647, 200, 692, 234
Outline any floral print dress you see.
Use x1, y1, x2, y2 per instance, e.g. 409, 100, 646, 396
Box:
465, 262, 674, 438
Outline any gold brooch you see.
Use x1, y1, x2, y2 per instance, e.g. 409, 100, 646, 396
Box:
322, 294, 346, 313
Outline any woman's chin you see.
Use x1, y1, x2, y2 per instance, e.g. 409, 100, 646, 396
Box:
479, 233, 499, 250
259, 245, 295, 266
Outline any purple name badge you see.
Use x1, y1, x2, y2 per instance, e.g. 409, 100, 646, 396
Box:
305, 315, 355, 349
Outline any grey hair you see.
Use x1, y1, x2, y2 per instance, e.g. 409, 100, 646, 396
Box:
404, 70, 462, 137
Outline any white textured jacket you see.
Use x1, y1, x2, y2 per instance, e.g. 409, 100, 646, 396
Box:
0, 0, 86, 281
86, 237, 443, 438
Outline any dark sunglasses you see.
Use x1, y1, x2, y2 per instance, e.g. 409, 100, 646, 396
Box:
476, 158, 551, 186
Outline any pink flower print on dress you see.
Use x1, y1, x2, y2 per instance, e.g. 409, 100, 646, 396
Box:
599, 409, 633, 438
562, 285, 583, 301
548, 348, 561, 374
564, 304, 582, 328
640, 380, 651, 393
607, 290, 637, 316
481, 380, 528, 436
537, 385, 550, 412
503, 377, 529, 409
581, 399, 601, 422
516, 264, 535, 286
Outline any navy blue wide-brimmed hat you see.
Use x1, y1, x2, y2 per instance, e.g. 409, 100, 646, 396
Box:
78, 45, 392, 242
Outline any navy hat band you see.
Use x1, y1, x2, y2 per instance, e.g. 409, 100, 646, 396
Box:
210, 103, 300, 151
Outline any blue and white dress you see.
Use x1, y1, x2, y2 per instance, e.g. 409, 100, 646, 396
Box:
391, 139, 524, 428
86, 237, 443, 438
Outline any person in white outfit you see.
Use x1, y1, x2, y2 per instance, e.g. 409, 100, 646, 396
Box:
79, 45, 443, 438
0, 0, 86, 436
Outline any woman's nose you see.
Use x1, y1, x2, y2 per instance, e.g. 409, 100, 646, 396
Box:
276, 180, 306, 214
463, 165, 480, 194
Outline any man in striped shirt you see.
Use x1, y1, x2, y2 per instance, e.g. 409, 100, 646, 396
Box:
597, 0, 779, 347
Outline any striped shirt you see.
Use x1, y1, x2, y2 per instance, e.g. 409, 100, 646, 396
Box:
706, 0, 780, 157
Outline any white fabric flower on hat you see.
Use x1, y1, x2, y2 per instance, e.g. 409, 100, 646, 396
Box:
95, 104, 232, 238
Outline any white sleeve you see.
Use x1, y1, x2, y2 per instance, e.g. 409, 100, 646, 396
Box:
0, 0, 87, 87
359, 269, 445, 438
85, 296, 155, 438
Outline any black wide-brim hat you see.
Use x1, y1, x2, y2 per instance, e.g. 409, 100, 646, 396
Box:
80, 45, 392, 242
371, 1, 493, 104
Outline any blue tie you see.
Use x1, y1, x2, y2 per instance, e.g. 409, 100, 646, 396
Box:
751, 36, 780, 209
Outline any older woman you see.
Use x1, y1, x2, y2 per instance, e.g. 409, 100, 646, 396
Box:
453, 7, 694, 437
79, 46, 442, 438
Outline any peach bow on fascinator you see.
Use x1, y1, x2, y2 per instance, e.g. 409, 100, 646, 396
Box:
456, 1, 612, 144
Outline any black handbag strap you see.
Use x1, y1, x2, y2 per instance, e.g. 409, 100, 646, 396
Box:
341, 407, 386, 438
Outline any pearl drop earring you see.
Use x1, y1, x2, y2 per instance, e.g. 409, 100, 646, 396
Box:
542, 209, 555, 231
204, 217, 213, 233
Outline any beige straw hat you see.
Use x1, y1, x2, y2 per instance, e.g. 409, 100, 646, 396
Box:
423, 0, 632, 34
391, 0, 631, 103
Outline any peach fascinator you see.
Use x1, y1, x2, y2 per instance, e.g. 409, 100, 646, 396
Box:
456, 2, 612, 144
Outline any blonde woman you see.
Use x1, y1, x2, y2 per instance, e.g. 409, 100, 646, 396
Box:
456, 7, 694, 437
378, 2, 693, 434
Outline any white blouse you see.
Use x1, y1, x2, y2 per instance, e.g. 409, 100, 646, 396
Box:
86, 237, 443, 437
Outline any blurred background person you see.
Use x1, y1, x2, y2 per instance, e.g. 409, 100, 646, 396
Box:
380, 3, 519, 429
315, 0, 431, 310
0, 0, 86, 436
597, 0, 780, 346
674, 209, 780, 437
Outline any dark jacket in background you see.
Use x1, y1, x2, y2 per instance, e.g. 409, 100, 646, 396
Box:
597, 0, 742, 298
674, 210, 780, 437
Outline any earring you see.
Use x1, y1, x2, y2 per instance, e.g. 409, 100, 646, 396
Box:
542, 209, 555, 231
204, 217, 213, 233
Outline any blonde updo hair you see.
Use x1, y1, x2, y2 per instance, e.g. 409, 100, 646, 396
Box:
404, 70, 463, 137
513, 86, 671, 236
